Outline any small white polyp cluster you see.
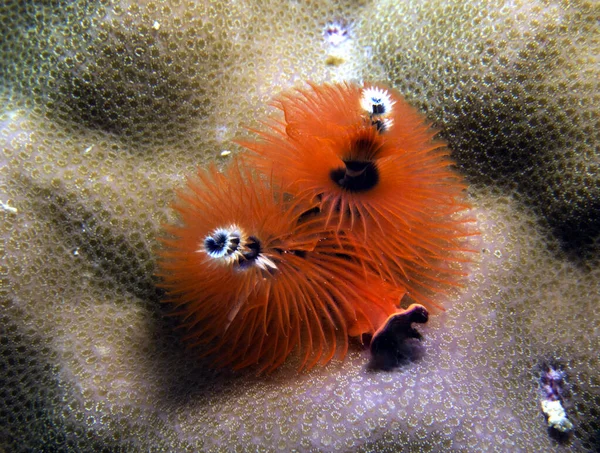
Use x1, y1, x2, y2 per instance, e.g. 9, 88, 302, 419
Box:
541, 399, 574, 433
323, 21, 350, 47
539, 366, 573, 434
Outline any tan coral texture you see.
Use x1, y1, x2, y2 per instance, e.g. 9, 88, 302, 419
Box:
1, 0, 598, 452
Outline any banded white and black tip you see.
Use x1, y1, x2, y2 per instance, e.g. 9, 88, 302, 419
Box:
200, 226, 243, 262
200, 226, 277, 272
360, 86, 395, 132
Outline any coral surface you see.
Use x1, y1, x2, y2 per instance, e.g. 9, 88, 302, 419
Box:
1, 0, 598, 452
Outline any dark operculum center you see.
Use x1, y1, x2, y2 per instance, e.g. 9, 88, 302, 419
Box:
330, 136, 381, 192
238, 236, 261, 268
330, 159, 379, 192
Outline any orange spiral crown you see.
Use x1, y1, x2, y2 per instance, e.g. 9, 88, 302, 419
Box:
158, 82, 478, 373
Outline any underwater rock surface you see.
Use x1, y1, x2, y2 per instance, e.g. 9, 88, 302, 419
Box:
1, 0, 598, 451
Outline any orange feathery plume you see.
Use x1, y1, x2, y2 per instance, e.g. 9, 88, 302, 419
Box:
240, 82, 477, 310
157, 163, 406, 373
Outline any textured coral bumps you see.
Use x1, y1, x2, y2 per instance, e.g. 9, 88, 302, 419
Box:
158, 82, 475, 373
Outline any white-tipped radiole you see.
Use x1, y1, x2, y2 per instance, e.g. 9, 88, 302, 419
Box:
200, 225, 278, 272
200, 225, 244, 262
360, 86, 395, 116
360, 86, 395, 132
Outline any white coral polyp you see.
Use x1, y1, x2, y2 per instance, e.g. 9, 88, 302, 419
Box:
541, 399, 574, 433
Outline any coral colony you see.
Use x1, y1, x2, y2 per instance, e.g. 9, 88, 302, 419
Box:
158, 82, 475, 373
